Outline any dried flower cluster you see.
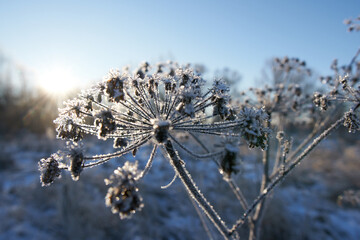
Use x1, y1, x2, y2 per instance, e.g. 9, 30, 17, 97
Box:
337, 189, 360, 208
105, 161, 144, 219
344, 110, 360, 133
38, 154, 62, 187
39, 61, 270, 235
313, 50, 360, 133
237, 107, 270, 149
219, 139, 240, 179
237, 56, 321, 131
344, 15, 360, 32
38, 37, 360, 239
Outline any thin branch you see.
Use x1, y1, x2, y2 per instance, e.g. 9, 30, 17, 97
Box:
188, 192, 215, 240
164, 140, 230, 239
229, 116, 345, 235
83, 135, 152, 167
169, 134, 223, 159
136, 144, 158, 181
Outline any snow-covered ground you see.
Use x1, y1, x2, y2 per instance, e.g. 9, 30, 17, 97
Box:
0, 134, 359, 240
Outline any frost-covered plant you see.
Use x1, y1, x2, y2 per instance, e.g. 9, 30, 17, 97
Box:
104, 161, 144, 219
39, 55, 360, 239
39, 61, 271, 239
337, 189, 360, 208
240, 56, 316, 126
216, 18, 359, 238
236, 107, 270, 150
344, 15, 360, 32
39, 17, 360, 239
38, 153, 62, 187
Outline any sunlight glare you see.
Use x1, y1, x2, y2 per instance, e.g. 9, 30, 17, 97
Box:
36, 65, 79, 95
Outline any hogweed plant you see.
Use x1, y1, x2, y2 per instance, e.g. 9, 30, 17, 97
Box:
39, 23, 360, 239
39, 62, 258, 238
38, 58, 360, 239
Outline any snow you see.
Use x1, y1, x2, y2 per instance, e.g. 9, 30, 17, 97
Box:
0, 134, 359, 239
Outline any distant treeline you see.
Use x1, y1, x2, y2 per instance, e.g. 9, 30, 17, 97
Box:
0, 53, 58, 136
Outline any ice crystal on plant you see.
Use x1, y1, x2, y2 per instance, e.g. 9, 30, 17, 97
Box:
38, 154, 62, 187
105, 161, 143, 219
94, 110, 116, 139
238, 107, 270, 149
237, 107, 270, 149
344, 110, 360, 133
219, 138, 240, 179
212, 79, 231, 119
313, 92, 330, 111
69, 148, 84, 181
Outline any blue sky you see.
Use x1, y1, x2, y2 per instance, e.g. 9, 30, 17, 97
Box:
0, 0, 359, 91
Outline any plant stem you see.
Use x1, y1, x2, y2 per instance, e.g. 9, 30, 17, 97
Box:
229, 116, 344, 235
270, 111, 334, 180
164, 140, 230, 239
249, 118, 271, 240
227, 178, 249, 210
188, 193, 215, 240
189, 132, 249, 211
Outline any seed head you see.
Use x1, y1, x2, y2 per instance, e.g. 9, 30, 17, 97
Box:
344, 110, 360, 133
69, 148, 84, 181
151, 119, 171, 143
219, 140, 240, 179
237, 107, 270, 150
105, 161, 143, 219
38, 155, 62, 187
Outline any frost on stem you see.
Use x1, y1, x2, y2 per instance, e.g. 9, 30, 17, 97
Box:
38, 154, 62, 187
105, 161, 143, 219
237, 107, 271, 149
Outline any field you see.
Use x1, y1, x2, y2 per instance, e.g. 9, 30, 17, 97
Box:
1, 131, 359, 240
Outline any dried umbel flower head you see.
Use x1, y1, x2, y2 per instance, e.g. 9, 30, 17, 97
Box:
48, 62, 243, 166
237, 107, 271, 150
344, 110, 360, 133
273, 56, 310, 74
239, 76, 316, 129
39, 62, 269, 233
212, 79, 231, 119
219, 139, 240, 179
337, 189, 360, 208
55, 117, 83, 142
344, 16, 360, 32
69, 148, 84, 181
38, 154, 62, 187
105, 161, 143, 219
94, 110, 116, 139
313, 92, 330, 111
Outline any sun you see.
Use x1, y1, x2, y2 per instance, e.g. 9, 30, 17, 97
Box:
36, 65, 79, 95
